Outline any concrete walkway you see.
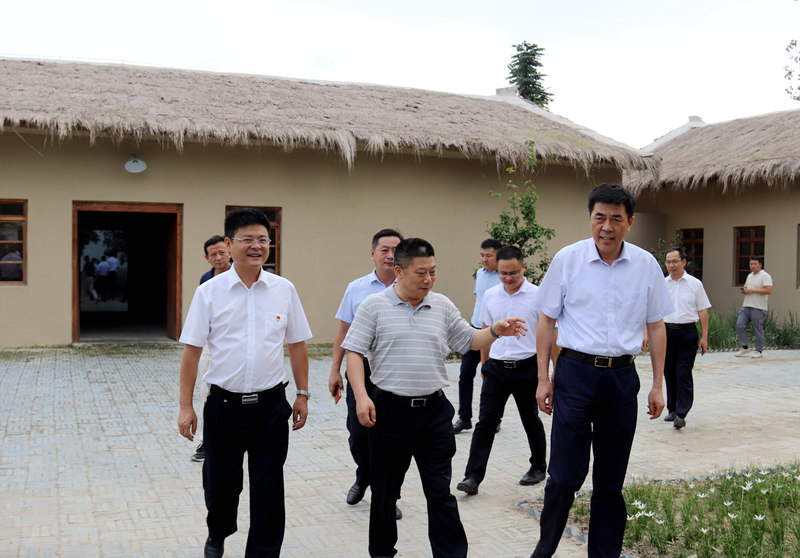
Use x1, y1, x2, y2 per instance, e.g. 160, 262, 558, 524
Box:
0, 346, 798, 557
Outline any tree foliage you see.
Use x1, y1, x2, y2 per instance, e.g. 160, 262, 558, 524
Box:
785, 39, 800, 101
507, 41, 554, 108
487, 142, 555, 283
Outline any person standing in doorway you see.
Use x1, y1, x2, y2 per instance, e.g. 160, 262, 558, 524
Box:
735, 256, 772, 359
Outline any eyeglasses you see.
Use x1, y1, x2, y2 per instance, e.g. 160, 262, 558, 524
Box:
232, 236, 270, 247
498, 270, 523, 278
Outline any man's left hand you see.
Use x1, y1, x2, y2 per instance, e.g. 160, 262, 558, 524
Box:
292, 397, 308, 430
492, 317, 528, 338
647, 386, 665, 419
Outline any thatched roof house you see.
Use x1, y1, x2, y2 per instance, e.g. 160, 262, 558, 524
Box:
628, 109, 800, 192
0, 58, 652, 174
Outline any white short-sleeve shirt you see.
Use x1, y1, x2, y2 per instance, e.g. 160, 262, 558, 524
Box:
663, 272, 711, 324
537, 239, 673, 356
180, 265, 312, 392
479, 280, 540, 361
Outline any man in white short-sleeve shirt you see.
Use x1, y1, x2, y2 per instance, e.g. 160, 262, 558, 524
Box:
177, 208, 312, 558
735, 256, 773, 358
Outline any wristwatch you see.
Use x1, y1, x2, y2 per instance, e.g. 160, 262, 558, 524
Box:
296, 389, 310, 399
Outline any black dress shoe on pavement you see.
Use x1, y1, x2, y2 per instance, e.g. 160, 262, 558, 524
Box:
204, 537, 224, 558
395, 505, 403, 520
456, 477, 479, 495
453, 418, 472, 434
664, 412, 675, 422
673, 416, 686, 429
530, 541, 552, 558
191, 442, 205, 462
346, 482, 367, 505
519, 467, 546, 486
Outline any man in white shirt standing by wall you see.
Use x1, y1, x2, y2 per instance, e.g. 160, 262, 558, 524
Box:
735, 256, 772, 359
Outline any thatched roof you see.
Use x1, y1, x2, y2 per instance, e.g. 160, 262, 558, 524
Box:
0, 58, 653, 174
626, 110, 800, 192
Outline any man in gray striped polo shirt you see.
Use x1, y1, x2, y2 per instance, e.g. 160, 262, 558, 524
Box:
341, 237, 527, 558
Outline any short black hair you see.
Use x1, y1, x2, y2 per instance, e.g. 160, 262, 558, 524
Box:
749, 255, 764, 265
224, 208, 270, 239
665, 246, 686, 260
588, 183, 636, 218
480, 238, 503, 251
496, 245, 524, 263
203, 235, 226, 255
394, 238, 435, 269
372, 228, 404, 249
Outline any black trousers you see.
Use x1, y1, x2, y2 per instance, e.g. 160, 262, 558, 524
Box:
457, 348, 481, 421
367, 389, 467, 558
537, 356, 640, 558
203, 386, 292, 558
345, 358, 375, 487
664, 325, 698, 418
464, 357, 546, 484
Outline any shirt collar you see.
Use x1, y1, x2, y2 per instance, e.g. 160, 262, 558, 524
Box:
501, 278, 534, 296
370, 268, 395, 287
586, 238, 632, 265
385, 285, 431, 308
667, 272, 687, 284
225, 264, 272, 289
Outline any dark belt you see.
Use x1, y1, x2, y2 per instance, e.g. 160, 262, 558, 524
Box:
374, 387, 444, 408
665, 322, 696, 330
489, 354, 537, 369
210, 381, 288, 405
560, 348, 634, 369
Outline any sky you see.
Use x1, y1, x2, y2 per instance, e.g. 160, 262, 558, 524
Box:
2, 0, 798, 148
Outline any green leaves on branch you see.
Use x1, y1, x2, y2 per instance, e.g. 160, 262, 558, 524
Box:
487, 144, 555, 283
786, 39, 800, 101
508, 41, 554, 108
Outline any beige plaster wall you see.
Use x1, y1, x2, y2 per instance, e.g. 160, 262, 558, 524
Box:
637, 186, 800, 322
0, 131, 620, 347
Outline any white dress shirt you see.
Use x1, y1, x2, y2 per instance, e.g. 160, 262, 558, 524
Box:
537, 239, 673, 356
663, 272, 711, 324
180, 265, 312, 392
479, 280, 540, 361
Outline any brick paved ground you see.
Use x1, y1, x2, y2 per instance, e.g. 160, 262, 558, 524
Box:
0, 345, 798, 557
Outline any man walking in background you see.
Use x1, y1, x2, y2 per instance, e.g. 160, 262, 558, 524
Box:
735, 256, 772, 359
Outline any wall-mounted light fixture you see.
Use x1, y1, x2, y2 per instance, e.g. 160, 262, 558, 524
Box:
124, 154, 147, 173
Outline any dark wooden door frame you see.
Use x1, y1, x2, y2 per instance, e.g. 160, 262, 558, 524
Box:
72, 201, 183, 342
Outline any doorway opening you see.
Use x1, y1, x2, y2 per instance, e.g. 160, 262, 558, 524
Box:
73, 202, 182, 342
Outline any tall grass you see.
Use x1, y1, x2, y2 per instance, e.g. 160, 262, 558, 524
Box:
705, 310, 800, 350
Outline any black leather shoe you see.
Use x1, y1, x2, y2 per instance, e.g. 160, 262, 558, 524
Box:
453, 418, 472, 434
673, 416, 686, 429
530, 540, 552, 558
346, 482, 366, 505
456, 477, 479, 495
395, 505, 403, 520
664, 412, 675, 422
204, 537, 224, 558
519, 467, 546, 485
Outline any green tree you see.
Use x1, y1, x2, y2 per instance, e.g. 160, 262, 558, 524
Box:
487, 142, 555, 283
507, 41, 554, 107
785, 39, 800, 101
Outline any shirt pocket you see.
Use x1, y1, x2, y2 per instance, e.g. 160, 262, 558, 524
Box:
615, 289, 647, 328
262, 312, 288, 339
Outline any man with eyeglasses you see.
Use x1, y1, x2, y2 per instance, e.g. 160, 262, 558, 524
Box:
342, 237, 527, 558
178, 208, 312, 558
328, 229, 404, 517
654, 246, 711, 430
456, 245, 547, 496
189, 235, 233, 463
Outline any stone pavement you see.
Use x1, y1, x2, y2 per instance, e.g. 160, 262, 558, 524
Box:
0, 345, 798, 557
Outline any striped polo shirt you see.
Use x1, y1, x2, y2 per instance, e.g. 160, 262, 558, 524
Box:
341, 287, 476, 396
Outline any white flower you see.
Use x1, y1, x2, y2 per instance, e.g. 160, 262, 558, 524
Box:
726, 474, 733, 480
700, 527, 710, 534
758, 469, 770, 475
724, 501, 733, 507
627, 515, 636, 521
688, 482, 696, 488
755, 477, 765, 484
728, 513, 738, 519
742, 481, 754, 491
644, 511, 655, 518
698, 493, 708, 499
754, 514, 765, 521
709, 487, 716, 493
744, 472, 752, 478
761, 489, 769, 494
693, 515, 699, 521
794, 475, 800, 482
655, 519, 665, 525
635, 501, 647, 510
782, 471, 790, 478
